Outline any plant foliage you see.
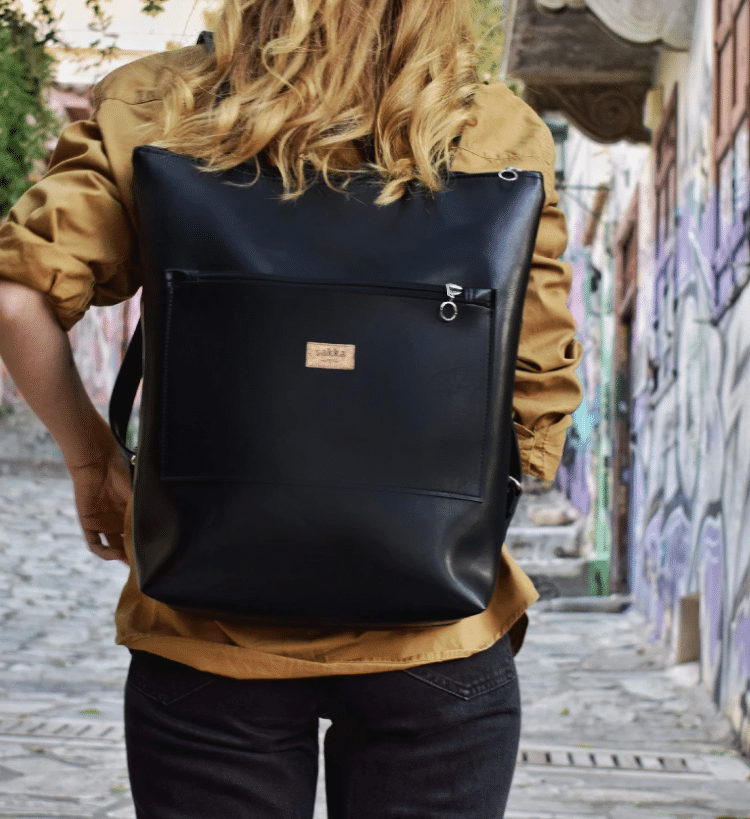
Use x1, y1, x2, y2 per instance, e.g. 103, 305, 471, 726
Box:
0, 0, 170, 217
0, 1, 58, 217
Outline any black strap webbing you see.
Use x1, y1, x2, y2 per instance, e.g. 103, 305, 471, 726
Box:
109, 318, 141, 470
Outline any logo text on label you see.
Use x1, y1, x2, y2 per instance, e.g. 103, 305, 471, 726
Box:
305, 342, 356, 370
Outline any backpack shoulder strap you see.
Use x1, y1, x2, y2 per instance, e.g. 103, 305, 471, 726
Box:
109, 318, 141, 473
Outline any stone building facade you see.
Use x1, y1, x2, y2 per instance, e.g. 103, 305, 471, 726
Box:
505, 0, 750, 752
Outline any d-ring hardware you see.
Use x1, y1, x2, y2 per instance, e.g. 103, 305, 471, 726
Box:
498, 168, 520, 182
439, 283, 463, 322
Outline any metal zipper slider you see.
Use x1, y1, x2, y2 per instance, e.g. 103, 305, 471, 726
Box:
439, 283, 463, 322
498, 167, 520, 182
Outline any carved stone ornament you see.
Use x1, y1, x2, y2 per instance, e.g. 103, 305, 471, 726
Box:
532, 83, 652, 143
536, 0, 696, 49
506, 0, 659, 141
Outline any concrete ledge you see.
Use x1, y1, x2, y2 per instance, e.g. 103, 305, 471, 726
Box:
508, 525, 580, 538
515, 557, 589, 578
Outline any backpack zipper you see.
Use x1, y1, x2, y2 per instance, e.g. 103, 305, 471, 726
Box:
165, 270, 492, 314
439, 283, 462, 322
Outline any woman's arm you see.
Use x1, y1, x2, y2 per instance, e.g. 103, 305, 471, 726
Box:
0, 104, 144, 563
0, 275, 131, 562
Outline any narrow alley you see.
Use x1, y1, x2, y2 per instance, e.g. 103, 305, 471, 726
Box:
3, 1, 750, 817
1, 473, 748, 819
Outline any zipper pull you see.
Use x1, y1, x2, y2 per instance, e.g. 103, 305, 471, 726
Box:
498, 167, 520, 182
439, 283, 463, 322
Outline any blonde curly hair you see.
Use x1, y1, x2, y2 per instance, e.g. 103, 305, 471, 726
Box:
157, 0, 480, 204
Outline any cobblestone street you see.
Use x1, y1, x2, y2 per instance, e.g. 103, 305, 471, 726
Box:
1, 474, 749, 818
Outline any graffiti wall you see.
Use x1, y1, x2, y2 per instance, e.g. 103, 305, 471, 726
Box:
633, 205, 750, 752
627, 0, 750, 752
556, 247, 595, 521
557, 133, 648, 589
556, 0, 750, 751
556, 136, 612, 533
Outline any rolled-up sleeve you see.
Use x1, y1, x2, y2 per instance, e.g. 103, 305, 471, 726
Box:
454, 83, 584, 481
0, 114, 137, 330
514, 195, 583, 480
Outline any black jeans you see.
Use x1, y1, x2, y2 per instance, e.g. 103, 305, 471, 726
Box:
124, 634, 521, 819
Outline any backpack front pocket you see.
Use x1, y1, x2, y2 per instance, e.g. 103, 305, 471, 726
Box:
159, 272, 494, 500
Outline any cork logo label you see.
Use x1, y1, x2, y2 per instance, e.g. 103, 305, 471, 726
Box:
306, 342, 356, 370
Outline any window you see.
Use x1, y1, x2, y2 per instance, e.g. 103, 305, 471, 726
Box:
652, 89, 678, 392
654, 90, 677, 258
714, 0, 750, 315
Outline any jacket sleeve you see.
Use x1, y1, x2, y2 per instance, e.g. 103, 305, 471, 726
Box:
454, 83, 584, 480
0, 48, 216, 330
454, 82, 583, 480
0, 115, 139, 331
0, 49, 178, 331
513, 193, 584, 481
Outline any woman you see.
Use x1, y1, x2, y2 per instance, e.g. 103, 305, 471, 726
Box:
0, 1, 583, 816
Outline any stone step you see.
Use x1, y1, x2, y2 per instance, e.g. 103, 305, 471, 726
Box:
507, 523, 585, 560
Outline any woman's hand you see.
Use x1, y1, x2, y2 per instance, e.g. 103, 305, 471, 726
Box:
68, 445, 132, 564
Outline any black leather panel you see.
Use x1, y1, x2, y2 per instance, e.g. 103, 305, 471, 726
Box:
141, 483, 497, 625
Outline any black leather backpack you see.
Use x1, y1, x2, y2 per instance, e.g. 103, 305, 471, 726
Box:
110, 116, 545, 629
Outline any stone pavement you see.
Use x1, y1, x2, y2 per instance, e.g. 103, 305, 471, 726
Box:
0, 474, 749, 819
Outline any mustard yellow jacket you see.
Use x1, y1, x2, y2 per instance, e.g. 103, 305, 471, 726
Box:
0, 47, 583, 678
